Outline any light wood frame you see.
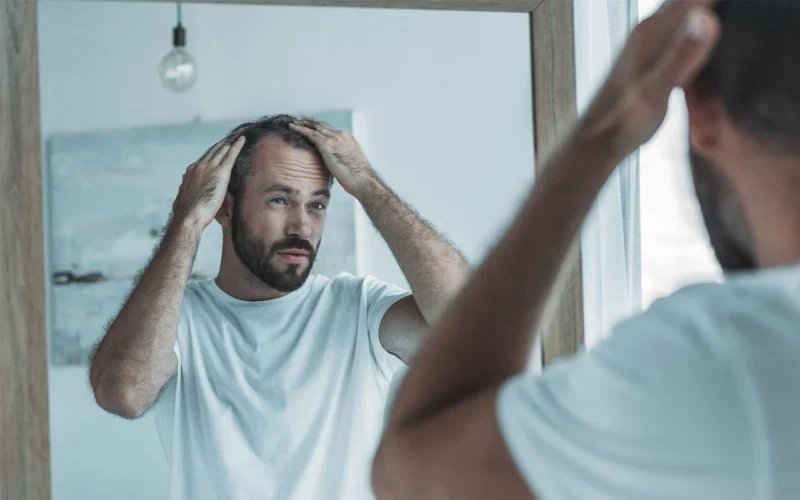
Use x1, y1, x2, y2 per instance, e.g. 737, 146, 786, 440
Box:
0, 0, 580, 497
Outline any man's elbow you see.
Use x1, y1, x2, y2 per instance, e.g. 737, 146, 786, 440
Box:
91, 375, 148, 420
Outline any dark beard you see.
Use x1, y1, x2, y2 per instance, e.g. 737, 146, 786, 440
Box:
230, 206, 318, 293
689, 148, 756, 272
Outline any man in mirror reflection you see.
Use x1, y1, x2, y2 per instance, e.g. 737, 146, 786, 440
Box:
89, 114, 469, 499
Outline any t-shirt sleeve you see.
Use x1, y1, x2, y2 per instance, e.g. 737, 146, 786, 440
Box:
153, 300, 189, 454
171, 282, 202, 367
172, 296, 191, 366
496, 298, 753, 500
172, 337, 181, 365
363, 275, 412, 381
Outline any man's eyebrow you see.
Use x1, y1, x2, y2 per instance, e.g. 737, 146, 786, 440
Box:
264, 183, 299, 195
264, 184, 330, 199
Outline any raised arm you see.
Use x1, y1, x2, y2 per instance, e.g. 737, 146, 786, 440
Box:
89, 136, 245, 419
370, 2, 721, 498
289, 121, 469, 362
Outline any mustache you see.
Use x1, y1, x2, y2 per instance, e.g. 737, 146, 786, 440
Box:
270, 237, 315, 255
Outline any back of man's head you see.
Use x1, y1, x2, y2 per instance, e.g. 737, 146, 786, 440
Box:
686, 1, 800, 273
698, 1, 800, 152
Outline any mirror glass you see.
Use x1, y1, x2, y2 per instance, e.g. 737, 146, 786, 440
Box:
39, 1, 535, 498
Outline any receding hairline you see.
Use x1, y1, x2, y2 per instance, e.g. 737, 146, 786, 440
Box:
226, 114, 334, 197
246, 136, 333, 188
250, 135, 328, 169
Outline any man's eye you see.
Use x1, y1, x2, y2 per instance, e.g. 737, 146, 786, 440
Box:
270, 198, 287, 205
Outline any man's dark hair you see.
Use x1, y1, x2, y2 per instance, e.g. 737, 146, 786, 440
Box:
224, 114, 326, 197
697, 1, 800, 152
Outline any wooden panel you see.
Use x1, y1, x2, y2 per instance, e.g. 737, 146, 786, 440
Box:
113, 0, 544, 12
530, 0, 584, 365
0, 0, 51, 499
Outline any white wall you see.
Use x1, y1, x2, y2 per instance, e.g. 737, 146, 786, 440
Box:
39, 1, 534, 499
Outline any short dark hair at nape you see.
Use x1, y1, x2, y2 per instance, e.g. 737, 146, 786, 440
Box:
696, 1, 800, 152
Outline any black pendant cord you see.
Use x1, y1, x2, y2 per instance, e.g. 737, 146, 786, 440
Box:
173, 2, 187, 48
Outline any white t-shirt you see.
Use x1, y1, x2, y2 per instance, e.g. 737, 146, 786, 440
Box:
153, 272, 410, 500
498, 264, 800, 500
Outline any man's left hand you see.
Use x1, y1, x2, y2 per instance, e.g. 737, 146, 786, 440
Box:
289, 120, 376, 198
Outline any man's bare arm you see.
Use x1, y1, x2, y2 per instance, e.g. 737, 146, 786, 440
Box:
370, 137, 619, 499
89, 218, 200, 419
290, 122, 469, 362
357, 177, 469, 359
89, 136, 245, 419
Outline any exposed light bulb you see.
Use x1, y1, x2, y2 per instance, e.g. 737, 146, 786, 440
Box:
159, 3, 197, 93
160, 45, 197, 92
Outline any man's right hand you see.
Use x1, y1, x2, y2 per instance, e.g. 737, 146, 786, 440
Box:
579, 0, 720, 161
172, 135, 246, 232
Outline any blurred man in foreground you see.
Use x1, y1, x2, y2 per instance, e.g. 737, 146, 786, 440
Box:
374, 1, 800, 498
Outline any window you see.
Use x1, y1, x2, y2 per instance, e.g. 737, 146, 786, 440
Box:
638, 0, 722, 309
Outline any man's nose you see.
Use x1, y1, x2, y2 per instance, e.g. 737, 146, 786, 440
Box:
285, 206, 312, 240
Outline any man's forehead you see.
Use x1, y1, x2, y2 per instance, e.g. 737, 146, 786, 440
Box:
252, 137, 329, 179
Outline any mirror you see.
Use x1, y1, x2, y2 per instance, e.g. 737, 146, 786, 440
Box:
38, 1, 539, 499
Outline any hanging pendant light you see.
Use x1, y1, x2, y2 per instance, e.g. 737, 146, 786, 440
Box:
159, 2, 197, 92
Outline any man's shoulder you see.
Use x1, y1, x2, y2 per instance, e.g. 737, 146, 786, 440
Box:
643, 281, 729, 327
644, 266, 800, 336
185, 278, 210, 293
597, 268, 800, 379
318, 271, 359, 284
182, 279, 211, 304
311, 273, 410, 312
314, 272, 399, 293
310, 272, 360, 292
499, 282, 764, 500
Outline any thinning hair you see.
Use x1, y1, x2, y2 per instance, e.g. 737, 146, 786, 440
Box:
224, 114, 328, 198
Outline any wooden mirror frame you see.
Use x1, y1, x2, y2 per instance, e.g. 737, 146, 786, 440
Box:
0, 0, 581, 497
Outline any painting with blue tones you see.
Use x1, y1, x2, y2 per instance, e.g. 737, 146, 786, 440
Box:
47, 111, 357, 365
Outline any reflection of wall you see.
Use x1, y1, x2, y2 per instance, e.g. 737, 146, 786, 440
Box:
39, 3, 534, 500
47, 112, 356, 365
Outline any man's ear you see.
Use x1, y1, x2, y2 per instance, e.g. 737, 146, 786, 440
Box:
684, 81, 724, 156
215, 192, 235, 229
